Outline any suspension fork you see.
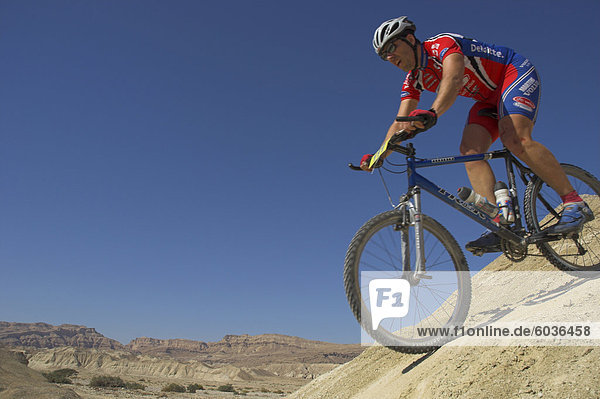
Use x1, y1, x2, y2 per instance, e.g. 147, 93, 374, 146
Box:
413, 187, 427, 276
402, 151, 428, 281
398, 187, 427, 281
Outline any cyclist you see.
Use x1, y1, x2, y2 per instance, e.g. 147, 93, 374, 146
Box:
361, 16, 594, 255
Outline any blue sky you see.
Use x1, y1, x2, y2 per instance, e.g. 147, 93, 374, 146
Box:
1, 1, 598, 345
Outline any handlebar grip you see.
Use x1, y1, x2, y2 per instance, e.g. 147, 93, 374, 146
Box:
389, 130, 413, 144
395, 115, 427, 123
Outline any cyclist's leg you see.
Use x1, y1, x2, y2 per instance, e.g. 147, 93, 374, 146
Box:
499, 115, 573, 196
498, 57, 592, 233
460, 103, 497, 202
461, 103, 503, 254
496, 56, 571, 193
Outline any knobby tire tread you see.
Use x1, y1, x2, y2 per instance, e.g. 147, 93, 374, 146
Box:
523, 163, 600, 271
343, 210, 470, 354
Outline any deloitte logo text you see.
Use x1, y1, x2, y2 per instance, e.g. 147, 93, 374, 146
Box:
470, 43, 504, 58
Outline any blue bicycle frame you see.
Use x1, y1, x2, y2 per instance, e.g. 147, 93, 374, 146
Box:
400, 144, 529, 274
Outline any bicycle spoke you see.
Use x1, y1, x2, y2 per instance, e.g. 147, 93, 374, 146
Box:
344, 210, 470, 351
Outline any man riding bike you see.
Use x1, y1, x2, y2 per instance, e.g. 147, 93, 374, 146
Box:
360, 16, 594, 255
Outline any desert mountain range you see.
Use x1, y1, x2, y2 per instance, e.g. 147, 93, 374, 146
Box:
0, 322, 363, 397
0, 322, 362, 368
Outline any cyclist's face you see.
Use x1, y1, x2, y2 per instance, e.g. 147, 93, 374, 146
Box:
384, 36, 416, 72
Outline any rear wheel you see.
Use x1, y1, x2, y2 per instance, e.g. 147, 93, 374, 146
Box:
524, 164, 600, 271
343, 210, 471, 353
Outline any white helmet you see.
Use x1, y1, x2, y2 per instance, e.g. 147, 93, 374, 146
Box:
373, 16, 416, 56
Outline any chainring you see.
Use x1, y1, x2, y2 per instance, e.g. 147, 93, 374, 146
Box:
501, 239, 528, 262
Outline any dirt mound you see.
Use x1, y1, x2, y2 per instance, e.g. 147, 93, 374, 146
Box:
0, 347, 80, 399
290, 345, 599, 399
290, 196, 600, 398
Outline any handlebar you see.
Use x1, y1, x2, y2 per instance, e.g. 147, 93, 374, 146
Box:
394, 115, 427, 123
348, 116, 426, 171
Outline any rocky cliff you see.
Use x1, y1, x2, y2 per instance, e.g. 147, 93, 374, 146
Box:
126, 334, 363, 366
127, 337, 209, 356
0, 322, 124, 351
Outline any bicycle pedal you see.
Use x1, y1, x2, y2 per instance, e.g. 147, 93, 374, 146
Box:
467, 249, 484, 257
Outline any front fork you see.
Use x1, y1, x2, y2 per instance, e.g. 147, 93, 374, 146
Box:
396, 187, 429, 284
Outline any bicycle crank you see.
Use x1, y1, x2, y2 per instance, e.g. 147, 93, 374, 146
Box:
501, 239, 528, 262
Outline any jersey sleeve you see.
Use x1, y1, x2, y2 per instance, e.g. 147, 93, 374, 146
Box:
426, 35, 463, 63
401, 72, 421, 101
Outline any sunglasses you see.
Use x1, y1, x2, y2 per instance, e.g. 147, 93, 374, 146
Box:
379, 41, 398, 61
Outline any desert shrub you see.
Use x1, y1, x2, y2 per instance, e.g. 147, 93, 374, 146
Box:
125, 381, 145, 390
42, 368, 78, 384
89, 375, 126, 388
162, 383, 186, 393
217, 384, 236, 393
187, 383, 204, 392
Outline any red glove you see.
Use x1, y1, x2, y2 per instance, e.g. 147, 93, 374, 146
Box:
360, 154, 383, 170
408, 108, 437, 131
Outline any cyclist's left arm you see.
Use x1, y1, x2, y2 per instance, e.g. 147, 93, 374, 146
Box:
430, 53, 465, 116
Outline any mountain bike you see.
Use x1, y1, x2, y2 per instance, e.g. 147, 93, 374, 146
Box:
344, 115, 600, 353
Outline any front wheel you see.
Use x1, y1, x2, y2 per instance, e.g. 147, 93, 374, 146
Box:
524, 164, 600, 271
343, 210, 471, 353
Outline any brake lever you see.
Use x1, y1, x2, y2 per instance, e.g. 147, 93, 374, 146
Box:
389, 130, 412, 144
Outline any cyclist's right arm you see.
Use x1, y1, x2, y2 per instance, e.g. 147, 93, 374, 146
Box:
385, 98, 419, 143
378, 99, 420, 158
360, 99, 420, 171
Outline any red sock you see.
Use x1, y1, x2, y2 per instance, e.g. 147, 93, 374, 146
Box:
560, 190, 583, 204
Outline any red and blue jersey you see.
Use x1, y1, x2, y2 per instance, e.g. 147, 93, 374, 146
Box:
402, 33, 541, 140
401, 33, 519, 103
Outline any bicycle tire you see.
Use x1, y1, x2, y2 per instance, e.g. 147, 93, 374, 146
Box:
524, 163, 600, 271
343, 210, 471, 353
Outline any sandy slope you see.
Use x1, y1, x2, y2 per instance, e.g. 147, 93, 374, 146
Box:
0, 348, 80, 399
290, 265, 600, 399
290, 345, 599, 399
290, 199, 600, 399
